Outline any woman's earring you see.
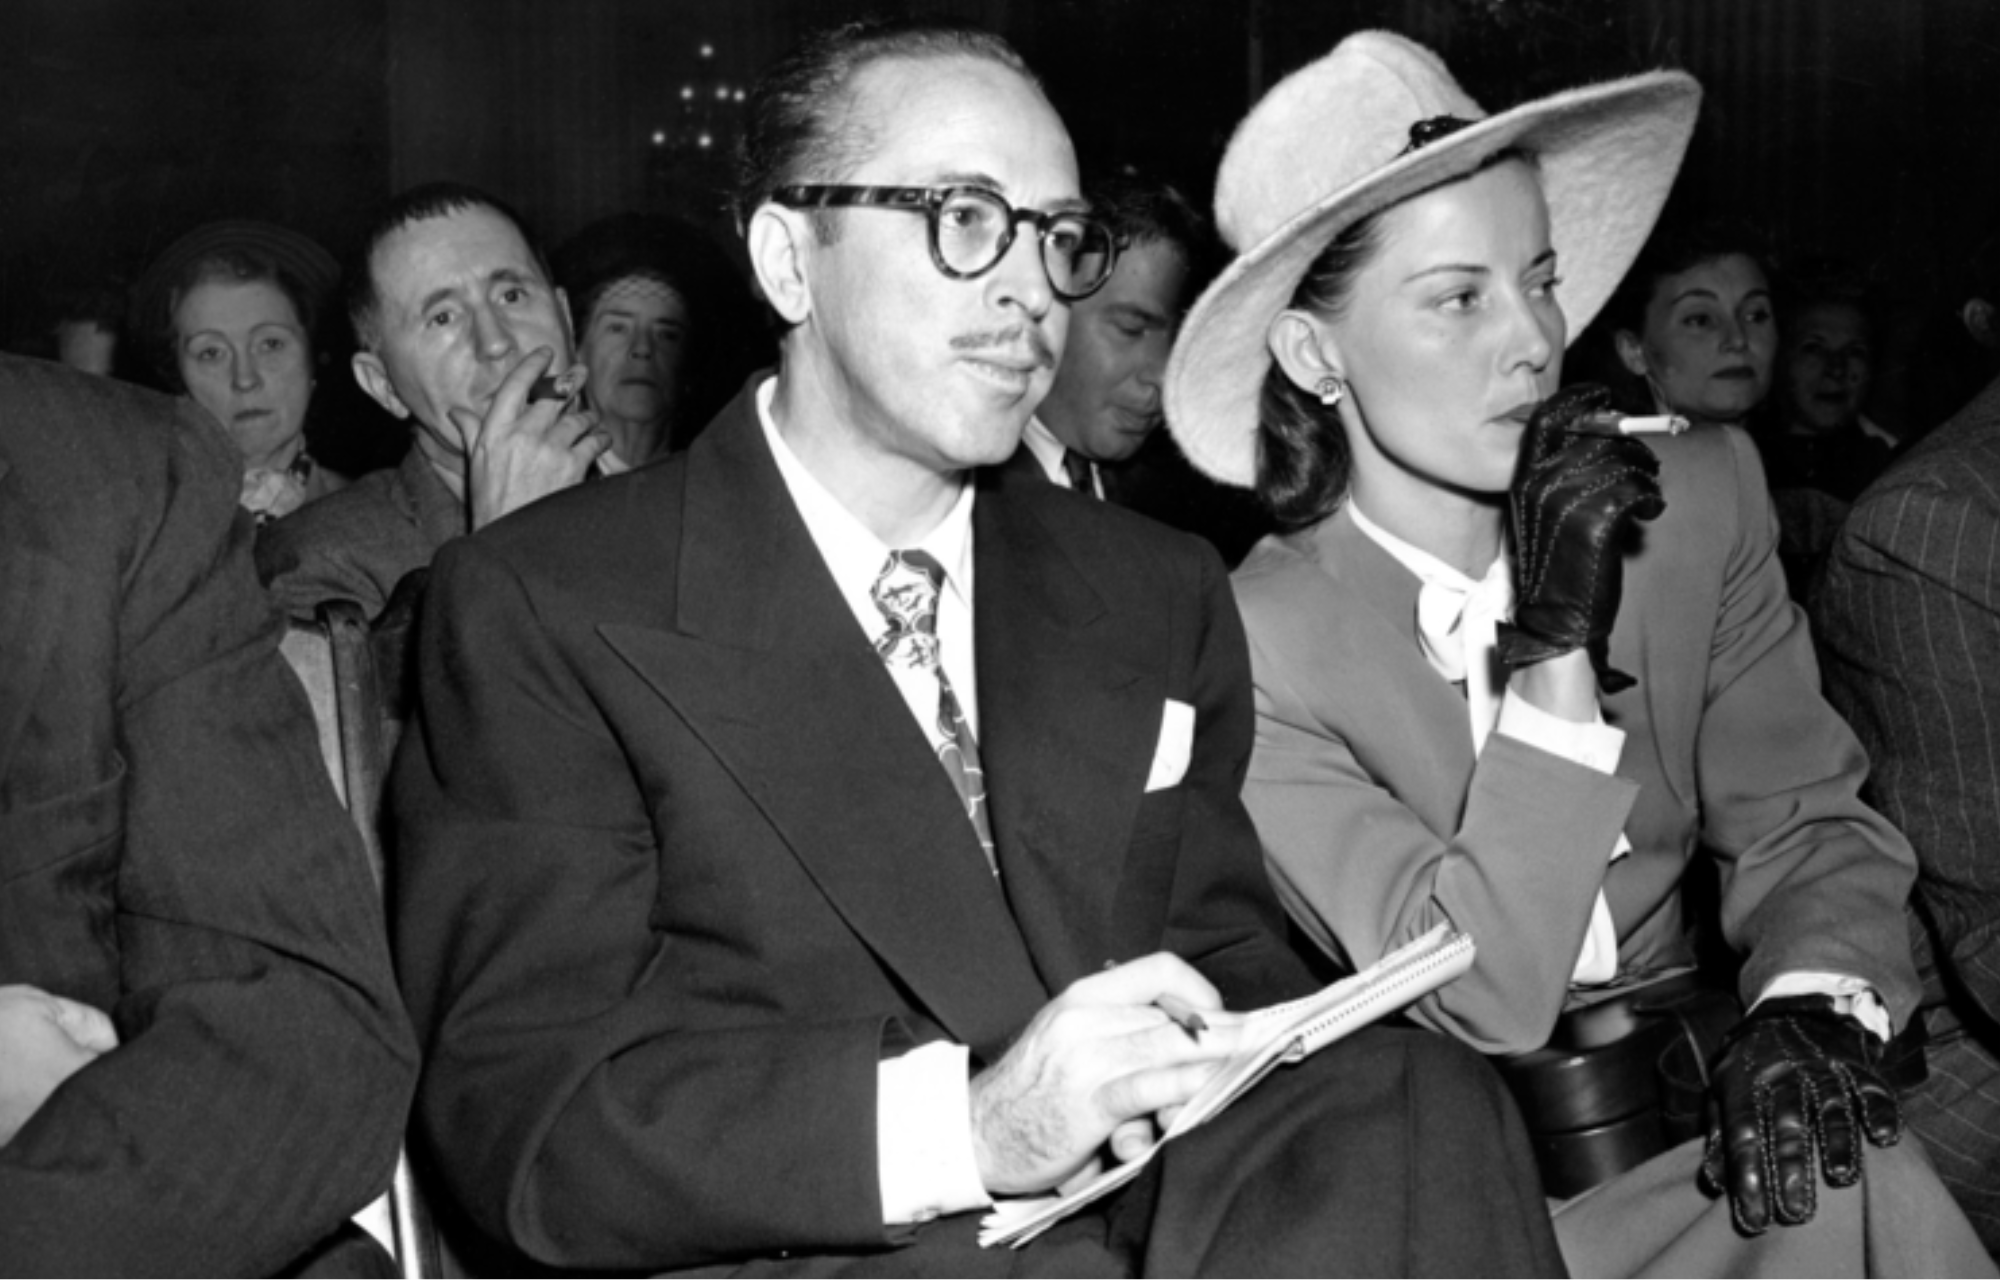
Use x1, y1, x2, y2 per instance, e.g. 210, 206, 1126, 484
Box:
1316, 375, 1347, 409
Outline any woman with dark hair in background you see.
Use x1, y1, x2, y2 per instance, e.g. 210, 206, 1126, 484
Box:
552, 213, 766, 465
1165, 30, 1991, 1274
1761, 258, 1898, 602
1605, 218, 1778, 432
131, 220, 349, 522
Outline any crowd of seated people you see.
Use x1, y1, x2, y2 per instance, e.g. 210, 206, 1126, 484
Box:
6, 15, 2000, 1279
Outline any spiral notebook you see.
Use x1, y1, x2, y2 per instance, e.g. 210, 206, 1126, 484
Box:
978, 925, 1476, 1248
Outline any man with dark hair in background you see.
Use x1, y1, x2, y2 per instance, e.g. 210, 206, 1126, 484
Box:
1012, 171, 1202, 498
257, 182, 608, 623
0, 354, 415, 1274
392, 20, 1561, 1275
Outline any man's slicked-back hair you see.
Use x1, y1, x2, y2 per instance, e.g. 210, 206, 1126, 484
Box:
346, 181, 550, 350
1085, 169, 1216, 286
733, 18, 1040, 242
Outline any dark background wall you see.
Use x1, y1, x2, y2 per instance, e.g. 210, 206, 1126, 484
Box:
6, 0, 2000, 431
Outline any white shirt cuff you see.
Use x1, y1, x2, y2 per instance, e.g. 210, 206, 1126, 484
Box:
877, 1041, 991, 1224
1571, 892, 1622, 985
1754, 972, 1892, 1041
1497, 691, 1631, 984
1496, 689, 1626, 773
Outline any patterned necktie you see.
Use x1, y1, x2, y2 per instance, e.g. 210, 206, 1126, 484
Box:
870, 549, 997, 875
1061, 448, 1097, 498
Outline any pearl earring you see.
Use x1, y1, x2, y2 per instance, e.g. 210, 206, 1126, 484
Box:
1316, 375, 1346, 408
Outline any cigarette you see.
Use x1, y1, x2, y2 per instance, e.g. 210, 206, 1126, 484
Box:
1570, 411, 1689, 437
1154, 995, 1209, 1043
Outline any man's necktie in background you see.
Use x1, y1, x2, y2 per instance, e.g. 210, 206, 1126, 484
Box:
1061, 448, 1096, 497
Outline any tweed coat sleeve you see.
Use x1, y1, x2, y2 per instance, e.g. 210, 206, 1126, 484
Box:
1816, 430, 2000, 1031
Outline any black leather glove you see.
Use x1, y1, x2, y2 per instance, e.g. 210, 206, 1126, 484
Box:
1698, 995, 1903, 1234
1496, 383, 1665, 694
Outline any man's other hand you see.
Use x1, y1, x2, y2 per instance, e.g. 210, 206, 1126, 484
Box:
451, 347, 611, 530
968, 954, 1244, 1196
0, 985, 119, 1146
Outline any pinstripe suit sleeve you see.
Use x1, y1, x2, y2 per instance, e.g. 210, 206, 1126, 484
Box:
1817, 448, 2000, 1031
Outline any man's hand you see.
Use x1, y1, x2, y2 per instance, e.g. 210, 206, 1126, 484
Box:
449, 348, 611, 530
0, 985, 119, 1146
1698, 995, 1902, 1234
1499, 383, 1666, 694
969, 954, 1244, 1196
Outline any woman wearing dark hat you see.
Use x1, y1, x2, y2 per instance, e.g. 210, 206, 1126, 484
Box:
133, 220, 348, 522
1166, 31, 1992, 1274
552, 213, 766, 465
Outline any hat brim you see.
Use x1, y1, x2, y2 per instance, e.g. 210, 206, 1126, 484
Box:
1165, 71, 1701, 488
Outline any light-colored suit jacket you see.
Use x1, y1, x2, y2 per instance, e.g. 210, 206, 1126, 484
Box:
1236, 423, 1920, 1054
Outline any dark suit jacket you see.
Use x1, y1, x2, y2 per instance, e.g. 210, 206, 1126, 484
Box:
393, 378, 1311, 1273
1818, 374, 2000, 1035
0, 356, 417, 1274
258, 444, 466, 622
1002, 434, 1276, 569
1237, 423, 1921, 1054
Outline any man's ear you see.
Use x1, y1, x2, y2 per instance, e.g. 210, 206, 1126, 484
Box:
1963, 299, 2000, 350
1613, 329, 1651, 378
747, 204, 814, 326
352, 350, 411, 420
1267, 309, 1345, 396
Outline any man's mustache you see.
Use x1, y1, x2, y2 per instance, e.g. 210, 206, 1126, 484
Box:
950, 326, 1057, 370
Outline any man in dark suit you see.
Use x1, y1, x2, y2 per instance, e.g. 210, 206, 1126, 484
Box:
1012, 172, 1199, 500
0, 354, 417, 1273
1816, 371, 2000, 1251
393, 21, 1561, 1275
1005, 173, 1273, 566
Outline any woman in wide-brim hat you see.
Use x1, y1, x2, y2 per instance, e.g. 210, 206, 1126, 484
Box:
1165, 31, 1994, 1273
132, 219, 349, 523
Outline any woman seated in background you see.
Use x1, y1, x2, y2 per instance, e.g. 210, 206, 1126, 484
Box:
131, 220, 347, 522
1163, 30, 1992, 1275
1605, 219, 1778, 432
1761, 259, 1899, 601
551, 212, 766, 466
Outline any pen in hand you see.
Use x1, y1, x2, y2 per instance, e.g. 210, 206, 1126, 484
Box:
1154, 995, 1208, 1043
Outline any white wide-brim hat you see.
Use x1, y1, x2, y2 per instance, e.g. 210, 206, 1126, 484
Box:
1164, 31, 1701, 488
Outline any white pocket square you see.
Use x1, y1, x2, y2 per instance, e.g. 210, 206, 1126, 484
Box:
1146, 700, 1195, 792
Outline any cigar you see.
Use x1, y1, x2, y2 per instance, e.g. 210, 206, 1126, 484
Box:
1570, 411, 1689, 437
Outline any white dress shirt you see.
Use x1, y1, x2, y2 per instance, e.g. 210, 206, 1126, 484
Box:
1021, 415, 1103, 498
756, 378, 991, 1223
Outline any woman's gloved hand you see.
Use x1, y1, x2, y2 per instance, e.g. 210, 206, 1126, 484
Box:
1697, 994, 1903, 1234
1497, 383, 1666, 693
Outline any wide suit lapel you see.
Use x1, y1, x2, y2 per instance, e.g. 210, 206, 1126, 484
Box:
1306, 507, 1481, 828
972, 472, 1164, 995
595, 390, 1048, 1059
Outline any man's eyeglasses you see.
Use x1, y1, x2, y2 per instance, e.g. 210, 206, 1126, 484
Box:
772, 185, 1119, 302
